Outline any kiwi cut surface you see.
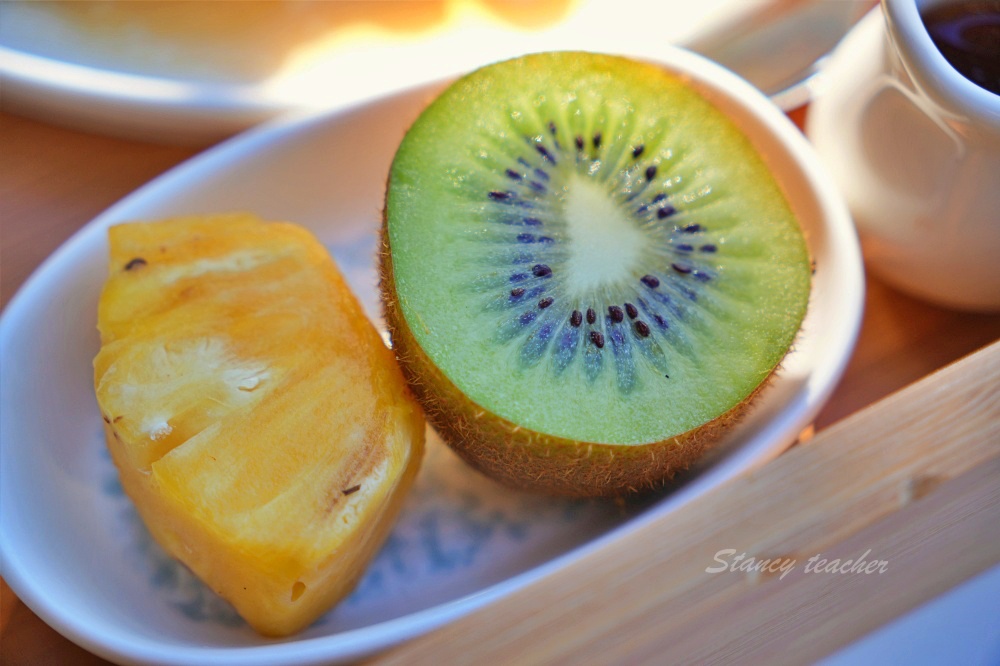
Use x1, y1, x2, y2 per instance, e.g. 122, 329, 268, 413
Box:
381, 52, 811, 496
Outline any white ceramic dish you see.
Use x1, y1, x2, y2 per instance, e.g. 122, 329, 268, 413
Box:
0, 47, 863, 665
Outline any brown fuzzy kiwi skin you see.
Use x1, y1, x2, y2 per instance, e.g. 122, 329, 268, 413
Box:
378, 211, 772, 499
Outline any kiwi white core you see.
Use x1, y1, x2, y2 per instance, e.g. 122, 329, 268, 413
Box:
562, 173, 646, 299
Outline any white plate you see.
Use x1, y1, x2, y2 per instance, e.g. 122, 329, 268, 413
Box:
0, 47, 864, 665
0, 0, 786, 144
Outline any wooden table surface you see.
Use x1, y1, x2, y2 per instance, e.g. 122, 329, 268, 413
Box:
2, 108, 999, 665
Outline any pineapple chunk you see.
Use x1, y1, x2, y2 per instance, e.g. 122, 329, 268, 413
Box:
93, 213, 424, 636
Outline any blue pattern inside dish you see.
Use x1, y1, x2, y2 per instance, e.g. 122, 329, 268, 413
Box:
99, 425, 625, 633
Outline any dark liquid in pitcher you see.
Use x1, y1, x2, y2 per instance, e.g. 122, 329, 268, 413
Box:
922, 1, 1000, 95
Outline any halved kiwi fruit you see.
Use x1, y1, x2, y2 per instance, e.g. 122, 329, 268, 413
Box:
380, 51, 811, 497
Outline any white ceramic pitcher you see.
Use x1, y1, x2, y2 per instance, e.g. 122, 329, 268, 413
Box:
808, 0, 1000, 311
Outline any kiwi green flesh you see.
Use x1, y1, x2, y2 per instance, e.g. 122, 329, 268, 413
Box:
384, 51, 811, 447
381, 228, 772, 497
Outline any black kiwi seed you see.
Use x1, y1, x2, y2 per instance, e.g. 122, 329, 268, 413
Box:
538, 297, 554, 309
535, 144, 556, 164
593, 132, 602, 149
570, 310, 583, 327
532, 264, 552, 277
635, 321, 651, 338
586, 308, 597, 324
641, 275, 660, 288
671, 263, 692, 274
625, 303, 638, 319
632, 145, 645, 158
574, 136, 584, 150
590, 331, 605, 348
608, 305, 624, 323
511, 287, 525, 297
700, 244, 717, 253
656, 205, 675, 219
645, 165, 657, 181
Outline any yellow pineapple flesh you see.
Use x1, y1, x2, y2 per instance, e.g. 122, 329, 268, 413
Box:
93, 213, 424, 636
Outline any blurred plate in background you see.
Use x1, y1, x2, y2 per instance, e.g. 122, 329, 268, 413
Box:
0, 0, 838, 144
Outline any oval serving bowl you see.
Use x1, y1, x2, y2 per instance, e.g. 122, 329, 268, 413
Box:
0, 46, 863, 665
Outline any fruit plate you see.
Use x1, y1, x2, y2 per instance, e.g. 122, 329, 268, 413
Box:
0, 48, 863, 665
